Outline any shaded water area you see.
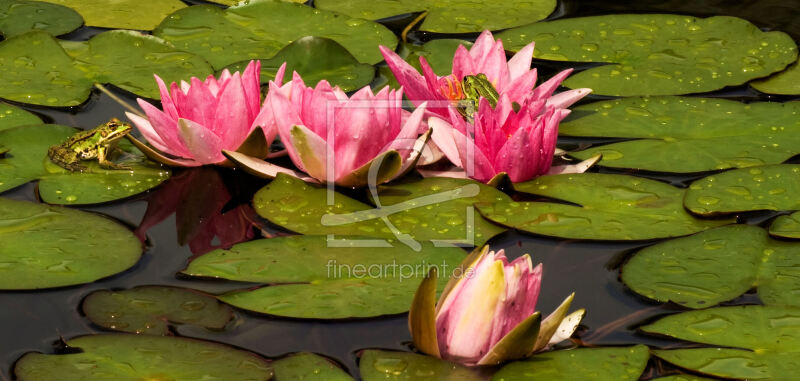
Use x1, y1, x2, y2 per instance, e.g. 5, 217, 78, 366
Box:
1, 0, 799, 379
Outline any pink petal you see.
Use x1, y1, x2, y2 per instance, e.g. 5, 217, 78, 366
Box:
494, 124, 540, 182
177, 118, 225, 164
241, 60, 263, 121
211, 73, 251, 150
468, 30, 495, 62
379, 45, 433, 107
488, 257, 541, 347
332, 87, 381, 176
289, 124, 330, 182
475, 39, 510, 90
125, 111, 171, 154
506, 42, 535, 82
429, 116, 463, 167
531, 69, 573, 101
380, 102, 427, 160
182, 76, 216, 129
137, 99, 192, 158
451, 44, 475, 80
154, 75, 178, 120
502, 68, 538, 103
274, 62, 287, 86
547, 88, 592, 109
267, 83, 305, 170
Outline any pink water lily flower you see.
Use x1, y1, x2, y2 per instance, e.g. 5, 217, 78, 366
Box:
126, 60, 273, 166
409, 246, 584, 366
380, 30, 590, 118
261, 66, 429, 187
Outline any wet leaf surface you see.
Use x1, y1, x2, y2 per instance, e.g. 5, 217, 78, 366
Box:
0, 30, 213, 106
224, 36, 375, 92
684, 164, 800, 215
314, 0, 556, 34
622, 224, 800, 308
273, 352, 353, 381
0, 124, 171, 205
82, 286, 234, 335
253, 174, 507, 247
0, 102, 41, 131
491, 345, 650, 381
0, 198, 142, 289
752, 59, 800, 94
154, 1, 397, 68
477, 173, 729, 240
644, 305, 800, 380
187, 235, 465, 318
770, 212, 800, 239
360, 349, 483, 380
0, 0, 82, 38
497, 14, 798, 96
40, 0, 186, 30
564, 97, 800, 173
14, 334, 273, 380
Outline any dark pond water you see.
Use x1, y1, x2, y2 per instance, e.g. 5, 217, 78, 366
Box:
1, 0, 799, 379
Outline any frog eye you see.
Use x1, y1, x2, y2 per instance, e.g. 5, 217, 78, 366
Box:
100, 130, 108, 137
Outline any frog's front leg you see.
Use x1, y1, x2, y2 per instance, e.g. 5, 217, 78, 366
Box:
47, 145, 86, 172
97, 145, 131, 170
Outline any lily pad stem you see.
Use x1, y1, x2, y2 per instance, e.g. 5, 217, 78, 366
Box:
401, 11, 428, 43
94, 83, 145, 118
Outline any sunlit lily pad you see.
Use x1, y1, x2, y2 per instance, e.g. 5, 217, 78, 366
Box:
771, 212, 800, 239
14, 334, 272, 380
82, 286, 234, 335
497, 14, 798, 96
622, 224, 800, 308
253, 174, 508, 247
154, 0, 397, 68
644, 306, 800, 380
492, 345, 650, 381
0, 0, 82, 38
564, 97, 800, 173
752, 59, 800, 95
360, 350, 483, 380
0, 198, 142, 290
0, 30, 213, 106
0, 124, 170, 204
186, 235, 465, 319
0, 102, 41, 131
40, 0, 186, 30
225, 36, 375, 92
314, 0, 557, 34
476, 173, 730, 241
273, 353, 353, 381
684, 164, 800, 215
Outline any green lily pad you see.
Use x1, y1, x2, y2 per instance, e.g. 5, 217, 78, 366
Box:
684, 164, 800, 215
40, 0, 186, 30
644, 305, 800, 380
314, 0, 557, 34
0, 124, 171, 205
0, 0, 82, 38
564, 97, 800, 173
224, 36, 375, 92
622, 224, 800, 308
752, 59, 800, 95
651, 376, 726, 381
82, 286, 234, 335
360, 350, 483, 380
476, 173, 730, 241
253, 174, 508, 247
186, 235, 465, 319
0, 102, 41, 131
491, 345, 650, 381
154, 0, 397, 68
496, 14, 798, 96
0, 30, 213, 106
273, 353, 353, 381
14, 334, 272, 380
770, 212, 800, 239
0, 198, 142, 290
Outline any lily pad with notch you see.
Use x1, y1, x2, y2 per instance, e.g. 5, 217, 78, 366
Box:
684, 164, 800, 216
14, 334, 273, 380
752, 59, 800, 95
273, 352, 353, 381
154, 0, 397, 68
360, 349, 483, 380
82, 286, 234, 335
40, 0, 186, 30
476, 173, 730, 241
770, 211, 800, 239
0, 198, 142, 290
314, 0, 557, 34
497, 14, 798, 96
0, 124, 171, 205
224, 36, 375, 92
643, 305, 800, 381
253, 174, 508, 247
622, 224, 800, 309
563, 97, 800, 173
491, 345, 650, 381
184, 235, 466, 319
0, 0, 82, 38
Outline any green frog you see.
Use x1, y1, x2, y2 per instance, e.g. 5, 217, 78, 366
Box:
458, 74, 500, 121
47, 118, 133, 172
